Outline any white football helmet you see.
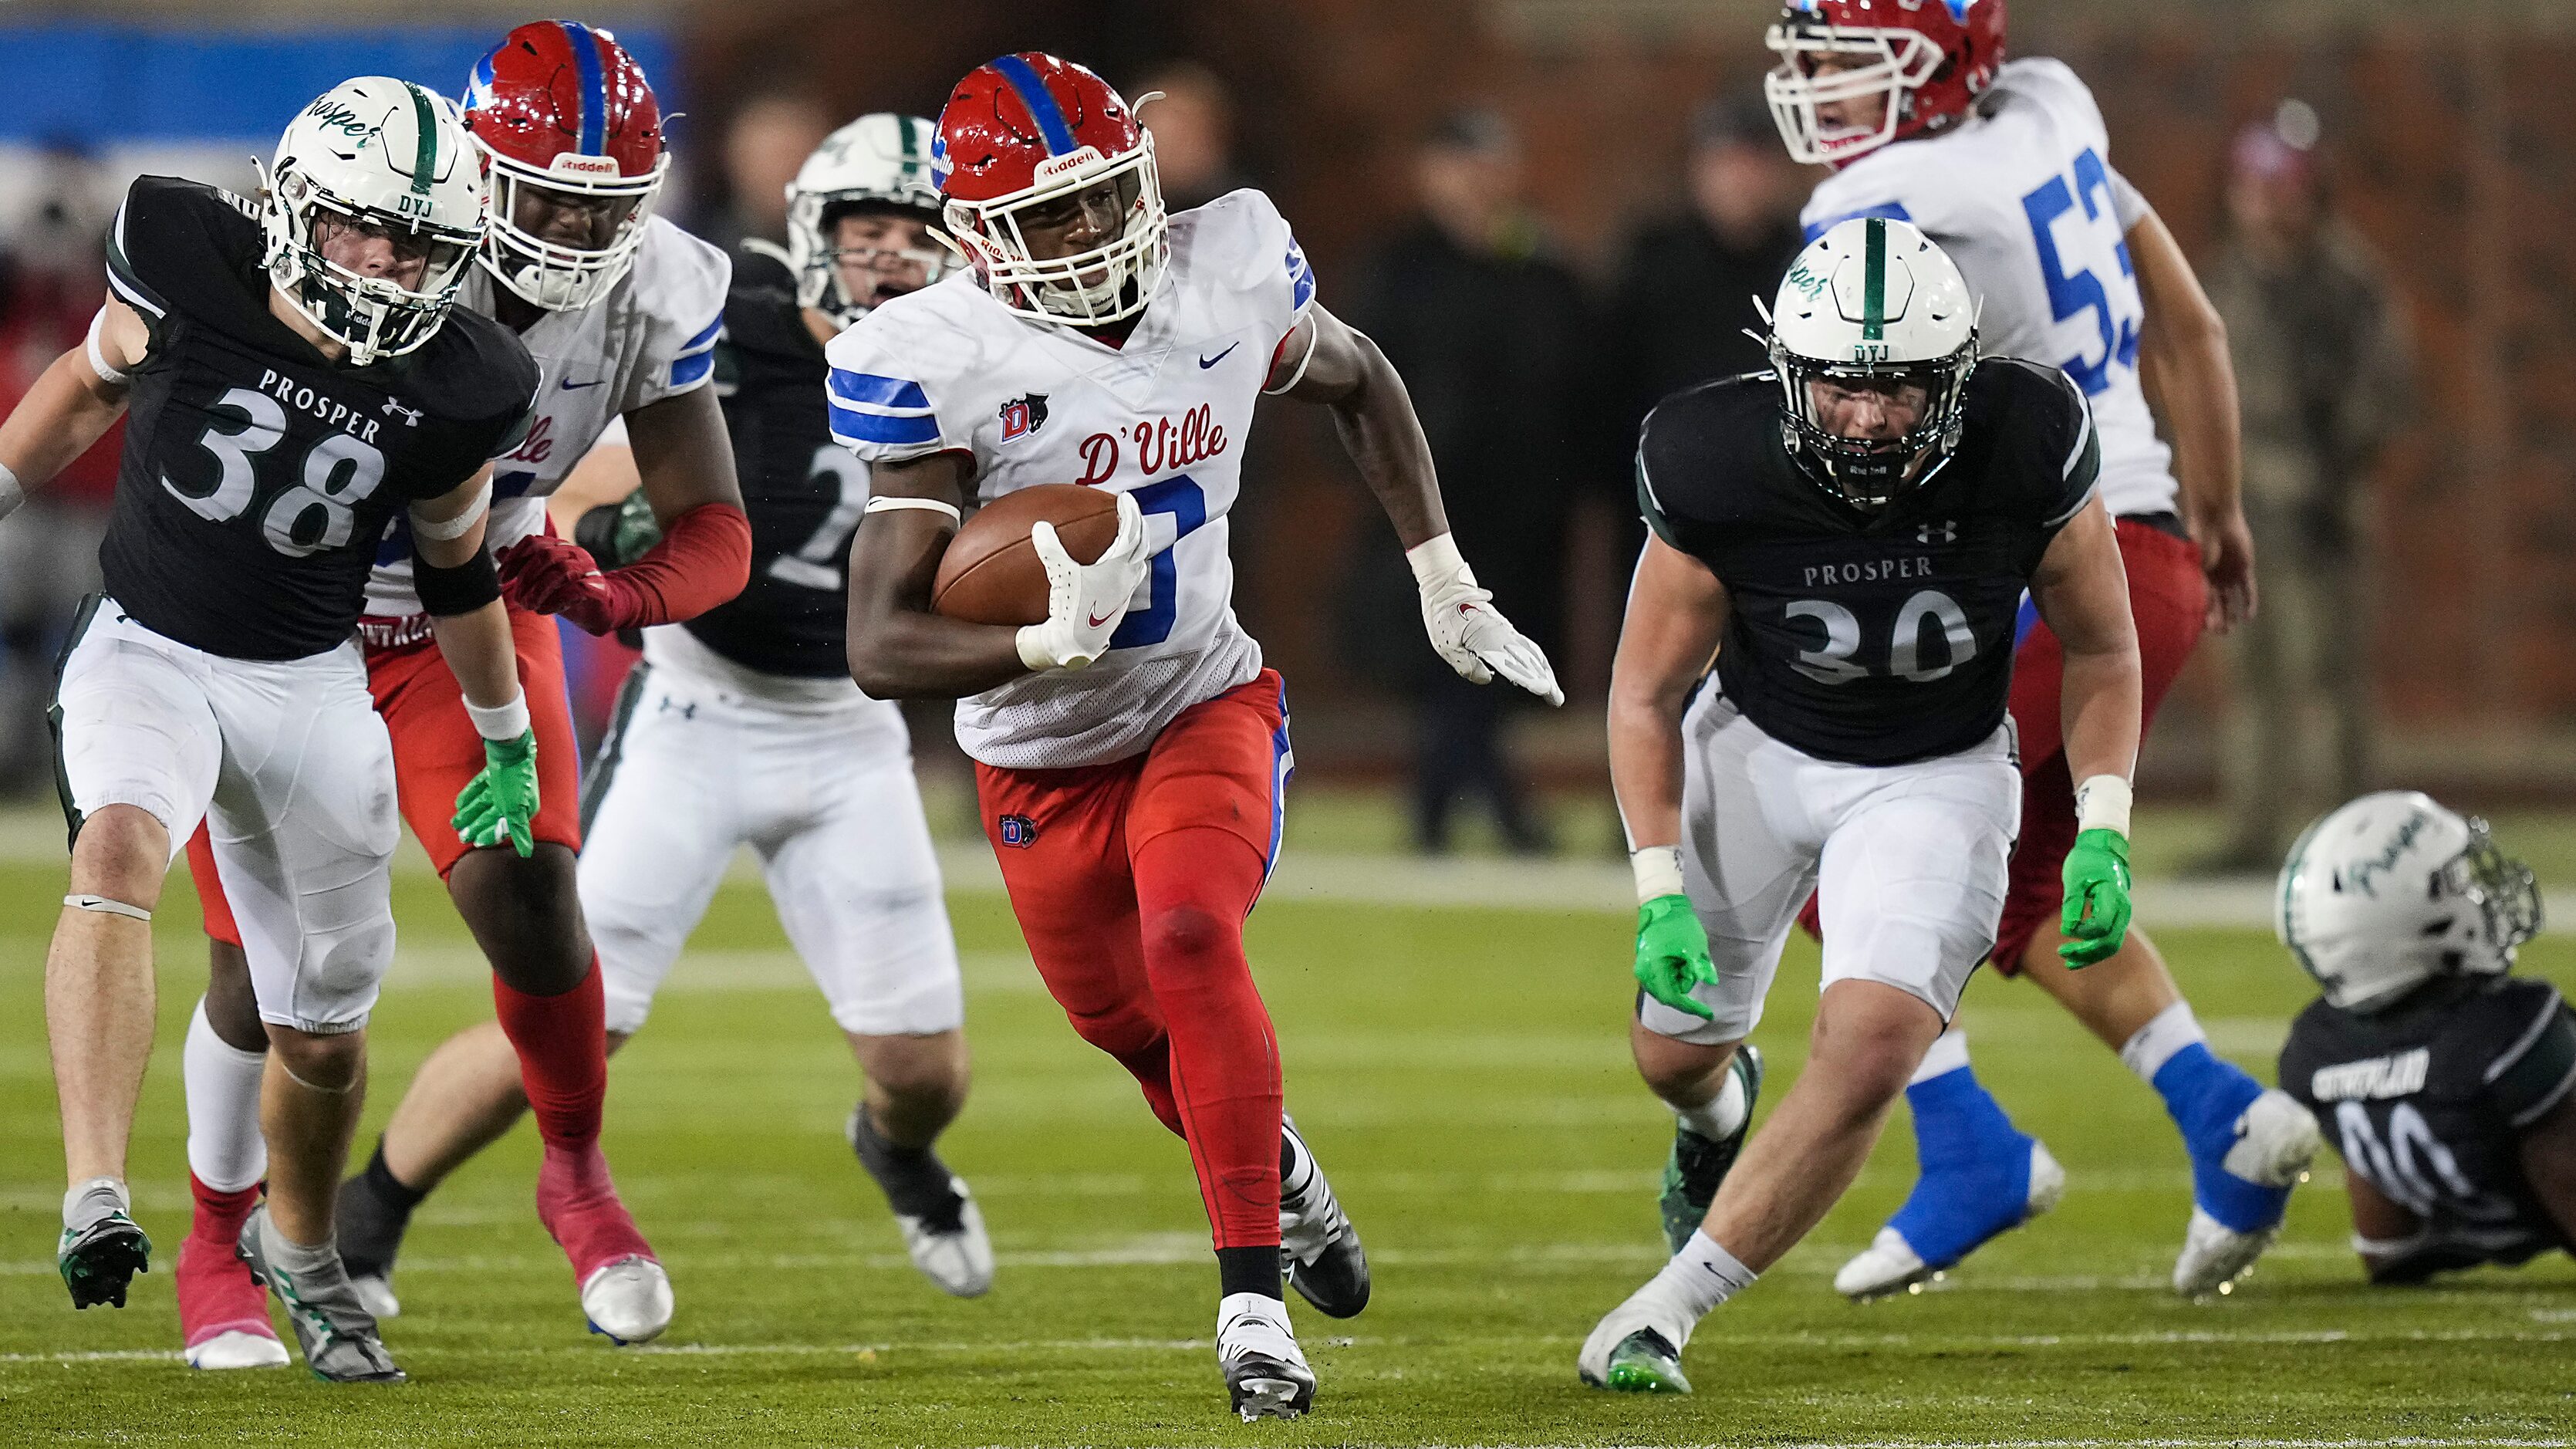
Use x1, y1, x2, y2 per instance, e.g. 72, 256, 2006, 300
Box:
784, 113, 953, 331
1765, 215, 1977, 510
261, 78, 487, 367
2277, 791, 2543, 1013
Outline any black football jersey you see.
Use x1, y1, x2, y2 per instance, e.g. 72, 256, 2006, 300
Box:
99, 177, 537, 660
675, 245, 863, 677
2279, 975, 2576, 1278
1637, 360, 2099, 765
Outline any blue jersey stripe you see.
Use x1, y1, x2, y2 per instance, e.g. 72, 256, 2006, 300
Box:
1802, 199, 1913, 245
828, 369, 930, 410
831, 404, 940, 447
678, 312, 723, 353
562, 21, 606, 155
668, 350, 714, 389
990, 54, 1078, 157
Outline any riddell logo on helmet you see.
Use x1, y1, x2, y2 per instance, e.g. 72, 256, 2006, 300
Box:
1032, 148, 1107, 183
548, 154, 623, 179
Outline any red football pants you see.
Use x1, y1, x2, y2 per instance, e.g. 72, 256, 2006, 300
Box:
1796, 518, 2207, 973
977, 669, 1294, 1251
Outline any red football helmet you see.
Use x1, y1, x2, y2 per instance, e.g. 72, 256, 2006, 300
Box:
932, 52, 1167, 326
462, 20, 669, 310
1764, 0, 2007, 166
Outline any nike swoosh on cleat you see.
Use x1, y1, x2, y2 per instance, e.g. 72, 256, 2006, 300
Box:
1199, 343, 1238, 369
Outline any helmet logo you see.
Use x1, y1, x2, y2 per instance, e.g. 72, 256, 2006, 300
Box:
548, 154, 623, 179
1033, 147, 1106, 183
305, 97, 377, 142
2343, 808, 2431, 899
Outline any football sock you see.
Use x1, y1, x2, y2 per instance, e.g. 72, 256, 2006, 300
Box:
336, 1143, 422, 1278
849, 1103, 965, 1232
493, 962, 609, 1152
1886, 1060, 2033, 1265
1217, 1244, 1285, 1301
1909, 1026, 1973, 1086
2120, 1001, 2206, 1083
2152, 1042, 2275, 1228
1673, 1060, 1749, 1142
1133, 826, 1285, 1253
187, 1174, 261, 1249
1655, 1231, 1759, 1318
183, 997, 268, 1194
62, 1177, 130, 1234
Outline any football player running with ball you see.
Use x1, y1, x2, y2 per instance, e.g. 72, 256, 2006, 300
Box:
836, 54, 1561, 1420
0, 79, 540, 1382
2274, 795, 2576, 1284
171, 22, 748, 1366
1582, 219, 2142, 1394
1672, 0, 2319, 1302
492, 113, 993, 1296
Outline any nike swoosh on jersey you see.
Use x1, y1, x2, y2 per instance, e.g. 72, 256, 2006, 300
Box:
1087, 609, 1118, 627
1198, 343, 1238, 369
560, 377, 608, 390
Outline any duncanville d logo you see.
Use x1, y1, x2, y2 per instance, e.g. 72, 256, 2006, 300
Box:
996, 813, 1038, 848
998, 393, 1048, 443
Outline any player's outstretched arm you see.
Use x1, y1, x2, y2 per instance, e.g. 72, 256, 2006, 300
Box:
2031, 495, 2145, 968
2129, 208, 2255, 634
0, 301, 145, 512
414, 469, 542, 857
842, 451, 1130, 697
1274, 305, 1561, 704
501, 386, 751, 635
1608, 535, 1729, 1018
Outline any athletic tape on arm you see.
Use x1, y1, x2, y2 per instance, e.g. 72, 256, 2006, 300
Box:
863, 496, 963, 524
410, 478, 494, 542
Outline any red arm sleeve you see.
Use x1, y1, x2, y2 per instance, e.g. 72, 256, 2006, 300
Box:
599, 501, 751, 629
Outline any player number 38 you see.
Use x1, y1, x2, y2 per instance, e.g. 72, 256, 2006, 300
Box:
1786, 588, 1976, 685
161, 385, 387, 558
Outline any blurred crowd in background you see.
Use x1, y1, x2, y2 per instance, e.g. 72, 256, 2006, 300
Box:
0, 1, 2541, 864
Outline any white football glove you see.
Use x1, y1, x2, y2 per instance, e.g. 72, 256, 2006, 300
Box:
1016, 490, 1153, 673
1409, 532, 1563, 705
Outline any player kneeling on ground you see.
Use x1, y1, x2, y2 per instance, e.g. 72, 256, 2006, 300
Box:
2276, 792, 2576, 1283
1582, 218, 2143, 1393
545, 112, 991, 1295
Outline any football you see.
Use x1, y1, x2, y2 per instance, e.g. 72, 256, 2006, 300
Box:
930, 483, 1123, 625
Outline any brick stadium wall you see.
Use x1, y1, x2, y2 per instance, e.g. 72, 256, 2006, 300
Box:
678, 4, 2576, 775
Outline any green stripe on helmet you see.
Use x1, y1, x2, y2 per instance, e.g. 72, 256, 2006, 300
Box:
403, 82, 438, 197
1861, 215, 1886, 343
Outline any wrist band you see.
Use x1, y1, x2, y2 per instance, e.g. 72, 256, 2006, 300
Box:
1405, 531, 1469, 591
1631, 845, 1686, 904
864, 495, 963, 524
2075, 774, 2133, 836
410, 477, 491, 542
464, 691, 532, 742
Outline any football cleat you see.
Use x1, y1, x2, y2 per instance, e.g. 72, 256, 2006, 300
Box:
1578, 1279, 1698, 1393
1278, 1115, 1369, 1318
1659, 1045, 1765, 1255
59, 1212, 152, 1310
848, 1105, 994, 1298
537, 1142, 669, 1343
333, 1160, 416, 1320
2173, 1088, 2320, 1298
177, 1233, 288, 1370
1835, 1139, 2064, 1301
579, 1257, 675, 1345
235, 1208, 403, 1384
1217, 1292, 1315, 1421
349, 1273, 401, 1321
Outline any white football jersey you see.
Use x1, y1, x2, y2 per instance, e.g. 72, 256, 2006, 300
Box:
826, 188, 1316, 768
363, 216, 730, 616
1802, 59, 2176, 518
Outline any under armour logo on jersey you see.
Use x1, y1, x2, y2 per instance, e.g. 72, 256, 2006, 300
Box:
998, 393, 1049, 443
996, 813, 1038, 848
1917, 519, 1958, 545
380, 399, 423, 427
657, 698, 697, 720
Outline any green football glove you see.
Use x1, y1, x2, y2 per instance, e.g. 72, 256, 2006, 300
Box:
1635, 893, 1719, 1019
452, 731, 540, 859
2058, 827, 2133, 968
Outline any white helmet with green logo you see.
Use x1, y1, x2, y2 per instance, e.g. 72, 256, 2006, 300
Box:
261, 76, 488, 367
1766, 214, 1977, 511
2277, 790, 2543, 1012
784, 113, 954, 331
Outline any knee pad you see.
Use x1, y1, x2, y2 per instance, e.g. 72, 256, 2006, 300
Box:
1141, 902, 1235, 966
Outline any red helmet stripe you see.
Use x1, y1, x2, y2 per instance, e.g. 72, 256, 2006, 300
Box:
560, 20, 607, 155
988, 53, 1079, 157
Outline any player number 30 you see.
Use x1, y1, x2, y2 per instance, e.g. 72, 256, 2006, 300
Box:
1786, 589, 1976, 685
161, 385, 387, 558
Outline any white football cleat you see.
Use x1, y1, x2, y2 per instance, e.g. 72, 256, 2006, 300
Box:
896, 1184, 994, 1298
2173, 1090, 2320, 1299
185, 1329, 291, 1370
1217, 1292, 1315, 1420
1835, 1140, 2065, 1302
1576, 1278, 1699, 1393
348, 1273, 400, 1321
580, 1255, 674, 1345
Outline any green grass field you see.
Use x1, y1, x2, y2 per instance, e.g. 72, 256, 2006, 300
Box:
3, 838, 2573, 1446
